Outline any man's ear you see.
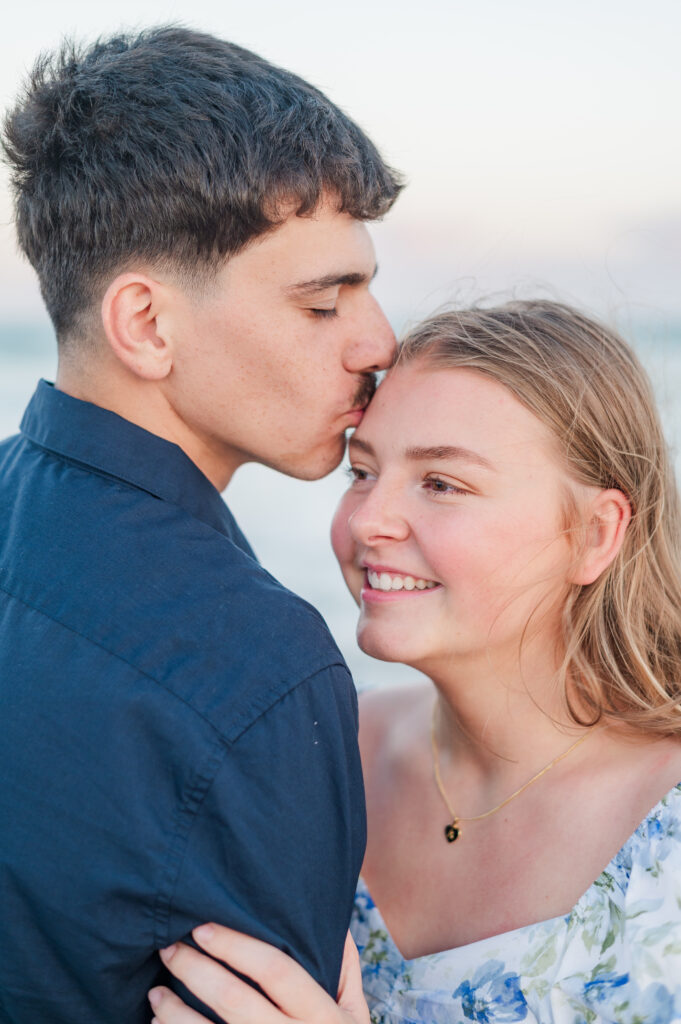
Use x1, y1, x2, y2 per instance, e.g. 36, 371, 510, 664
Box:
101, 272, 173, 380
570, 488, 632, 586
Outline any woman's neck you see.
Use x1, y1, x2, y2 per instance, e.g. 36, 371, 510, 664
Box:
425, 639, 590, 784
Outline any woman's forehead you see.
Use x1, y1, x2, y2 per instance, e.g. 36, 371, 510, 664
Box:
358, 363, 556, 460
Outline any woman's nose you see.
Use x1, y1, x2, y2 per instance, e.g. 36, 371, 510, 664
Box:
348, 484, 410, 545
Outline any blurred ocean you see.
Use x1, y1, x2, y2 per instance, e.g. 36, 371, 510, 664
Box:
2, 316, 681, 689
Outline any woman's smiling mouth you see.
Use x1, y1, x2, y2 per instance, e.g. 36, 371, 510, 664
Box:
362, 566, 442, 600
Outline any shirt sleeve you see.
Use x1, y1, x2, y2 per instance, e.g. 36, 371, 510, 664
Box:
162, 662, 366, 1019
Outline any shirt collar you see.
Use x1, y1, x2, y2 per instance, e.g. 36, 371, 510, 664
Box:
20, 380, 248, 544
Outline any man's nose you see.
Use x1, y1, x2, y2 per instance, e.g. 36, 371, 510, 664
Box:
346, 296, 397, 373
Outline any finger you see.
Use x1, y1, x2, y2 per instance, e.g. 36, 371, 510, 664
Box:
148, 985, 214, 1024
337, 934, 370, 1024
160, 943, 288, 1024
191, 924, 339, 1020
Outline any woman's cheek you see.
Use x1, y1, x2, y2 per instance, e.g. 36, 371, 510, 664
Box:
331, 492, 363, 604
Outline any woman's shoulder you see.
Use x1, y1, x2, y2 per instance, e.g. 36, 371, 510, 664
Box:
358, 682, 432, 782
358, 681, 431, 742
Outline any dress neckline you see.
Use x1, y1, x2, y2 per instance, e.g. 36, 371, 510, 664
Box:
356, 780, 681, 963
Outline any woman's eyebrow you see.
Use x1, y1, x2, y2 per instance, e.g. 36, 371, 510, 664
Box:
348, 436, 375, 456
348, 437, 495, 471
405, 445, 496, 470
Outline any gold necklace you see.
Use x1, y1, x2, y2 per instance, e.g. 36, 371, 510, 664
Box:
430, 704, 593, 843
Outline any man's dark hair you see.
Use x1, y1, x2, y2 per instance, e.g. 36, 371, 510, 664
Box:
2, 26, 403, 341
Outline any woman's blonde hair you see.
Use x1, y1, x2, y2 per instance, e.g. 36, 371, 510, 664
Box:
397, 299, 681, 735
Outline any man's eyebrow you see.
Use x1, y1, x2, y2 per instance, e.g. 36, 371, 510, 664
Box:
285, 265, 378, 297
348, 437, 495, 471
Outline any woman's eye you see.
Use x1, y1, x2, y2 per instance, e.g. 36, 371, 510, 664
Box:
345, 465, 370, 483
424, 476, 469, 496
310, 307, 338, 319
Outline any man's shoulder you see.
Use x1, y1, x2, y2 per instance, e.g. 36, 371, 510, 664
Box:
0, 429, 22, 466
0, 433, 349, 740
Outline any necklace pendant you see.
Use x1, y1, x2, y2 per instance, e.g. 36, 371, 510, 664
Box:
444, 820, 460, 843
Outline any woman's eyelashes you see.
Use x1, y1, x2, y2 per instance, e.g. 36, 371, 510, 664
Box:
345, 465, 472, 497
423, 475, 472, 496
346, 465, 374, 484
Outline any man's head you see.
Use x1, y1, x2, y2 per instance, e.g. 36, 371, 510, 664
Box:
3, 27, 402, 484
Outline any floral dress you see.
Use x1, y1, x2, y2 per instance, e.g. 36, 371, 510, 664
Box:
351, 783, 681, 1024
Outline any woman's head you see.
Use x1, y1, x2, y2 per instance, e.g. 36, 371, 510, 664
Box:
333, 299, 681, 734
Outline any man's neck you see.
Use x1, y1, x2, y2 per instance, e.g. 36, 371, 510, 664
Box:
55, 360, 240, 492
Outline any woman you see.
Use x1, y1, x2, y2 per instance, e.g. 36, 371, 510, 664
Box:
148, 300, 681, 1023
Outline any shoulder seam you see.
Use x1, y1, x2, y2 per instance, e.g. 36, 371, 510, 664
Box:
228, 659, 352, 745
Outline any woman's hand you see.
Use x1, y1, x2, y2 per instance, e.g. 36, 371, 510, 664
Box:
148, 925, 370, 1024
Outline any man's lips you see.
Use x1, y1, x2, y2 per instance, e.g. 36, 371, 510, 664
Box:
341, 374, 377, 426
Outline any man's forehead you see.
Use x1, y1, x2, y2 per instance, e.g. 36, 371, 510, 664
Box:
217, 204, 378, 292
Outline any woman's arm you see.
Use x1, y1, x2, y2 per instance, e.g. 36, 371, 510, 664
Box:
148, 926, 370, 1024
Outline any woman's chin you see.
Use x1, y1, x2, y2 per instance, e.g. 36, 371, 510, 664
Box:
356, 624, 423, 667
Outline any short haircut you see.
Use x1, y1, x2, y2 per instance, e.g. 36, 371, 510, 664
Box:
2, 26, 403, 342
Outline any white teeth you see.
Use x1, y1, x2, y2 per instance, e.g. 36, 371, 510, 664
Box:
366, 570, 437, 592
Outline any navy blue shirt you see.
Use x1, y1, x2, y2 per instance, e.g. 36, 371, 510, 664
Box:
0, 381, 366, 1023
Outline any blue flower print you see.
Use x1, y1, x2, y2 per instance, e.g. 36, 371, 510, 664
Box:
353, 789, 681, 1024
583, 970, 628, 1003
454, 960, 528, 1022
632, 794, 681, 871
635, 982, 677, 1024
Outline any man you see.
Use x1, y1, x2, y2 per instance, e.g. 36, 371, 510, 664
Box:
0, 27, 401, 1022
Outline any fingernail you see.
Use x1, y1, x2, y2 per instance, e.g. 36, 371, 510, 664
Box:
194, 923, 215, 943
159, 944, 177, 962
148, 988, 162, 1008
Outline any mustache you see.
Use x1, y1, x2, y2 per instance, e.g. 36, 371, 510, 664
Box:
353, 373, 377, 409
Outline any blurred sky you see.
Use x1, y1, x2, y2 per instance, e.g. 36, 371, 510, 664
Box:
1, 0, 679, 331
